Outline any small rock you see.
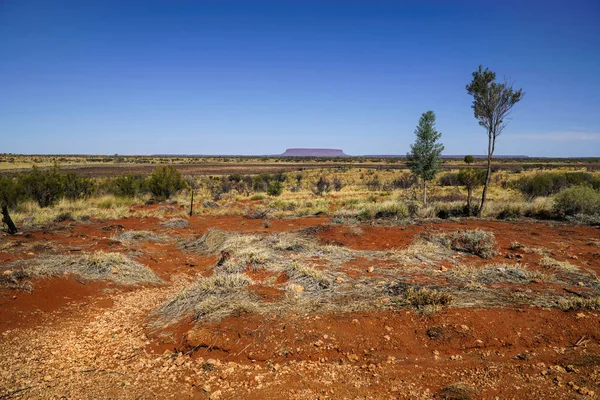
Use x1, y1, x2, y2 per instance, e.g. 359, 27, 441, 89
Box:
367, 266, 375, 273
112, 268, 119, 274
290, 284, 304, 293
335, 277, 345, 284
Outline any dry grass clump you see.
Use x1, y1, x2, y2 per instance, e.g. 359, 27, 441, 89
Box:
357, 201, 409, 220
414, 229, 496, 259
448, 229, 497, 259
390, 239, 455, 266
404, 287, 453, 309
160, 218, 189, 228
151, 273, 257, 326
437, 382, 477, 400
6, 252, 160, 285
557, 296, 600, 311
115, 230, 164, 242
538, 256, 580, 273
0, 269, 32, 292
387, 282, 453, 311
285, 263, 332, 291
447, 264, 552, 285
181, 229, 353, 269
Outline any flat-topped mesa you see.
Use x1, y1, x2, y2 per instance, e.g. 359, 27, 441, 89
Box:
280, 148, 347, 157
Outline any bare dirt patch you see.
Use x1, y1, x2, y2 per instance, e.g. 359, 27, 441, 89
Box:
1, 214, 599, 399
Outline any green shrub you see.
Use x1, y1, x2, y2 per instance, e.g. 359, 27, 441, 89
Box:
105, 174, 148, 197
553, 186, 600, 217
0, 176, 22, 208
148, 165, 185, 199
249, 194, 265, 201
449, 229, 497, 259
18, 165, 64, 207
439, 172, 461, 186
358, 201, 408, 220
516, 172, 600, 198
266, 181, 284, 196
62, 173, 96, 199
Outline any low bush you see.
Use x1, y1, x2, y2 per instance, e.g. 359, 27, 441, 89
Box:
104, 174, 148, 197
357, 201, 408, 220
553, 186, 600, 217
148, 165, 185, 199
266, 181, 284, 196
516, 171, 600, 198
438, 172, 461, 187
449, 229, 497, 259
19, 165, 64, 207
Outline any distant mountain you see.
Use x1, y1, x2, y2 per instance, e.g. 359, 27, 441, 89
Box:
280, 148, 348, 157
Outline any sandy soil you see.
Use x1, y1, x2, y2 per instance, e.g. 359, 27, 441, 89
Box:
1, 213, 599, 399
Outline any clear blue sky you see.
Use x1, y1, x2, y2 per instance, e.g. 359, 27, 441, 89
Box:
1, 0, 599, 156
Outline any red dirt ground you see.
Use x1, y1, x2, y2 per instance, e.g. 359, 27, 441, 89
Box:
1, 212, 599, 399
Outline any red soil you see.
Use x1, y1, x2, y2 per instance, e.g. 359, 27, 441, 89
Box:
1, 212, 599, 399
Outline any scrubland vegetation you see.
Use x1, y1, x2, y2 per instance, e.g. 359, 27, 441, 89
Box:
2, 160, 600, 231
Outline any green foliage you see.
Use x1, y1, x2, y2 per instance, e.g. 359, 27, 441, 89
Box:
466, 66, 524, 136
466, 66, 524, 216
105, 174, 148, 197
62, 173, 96, 200
19, 165, 65, 207
406, 111, 444, 182
457, 168, 486, 189
266, 181, 284, 196
358, 201, 408, 220
464, 155, 475, 165
553, 186, 600, 217
0, 176, 22, 207
148, 165, 185, 199
516, 172, 600, 198
439, 172, 461, 186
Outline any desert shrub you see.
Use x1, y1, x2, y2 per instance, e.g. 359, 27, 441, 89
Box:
249, 194, 266, 201
557, 297, 600, 311
439, 172, 461, 186
495, 204, 523, 220
18, 165, 64, 207
405, 287, 453, 309
312, 177, 331, 196
357, 201, 408, 220
391, 173, 417, 189
332, 177, 343, 191
566, 213, 600, 226
252, 175, 268, 192
266, 181, 284, 196
365, 176, 382, 191
105, 174, 148, 197
449, 230, 497, 259
0, 176, 22, 208
148, 165, 185, 199
553, 186, 600, 217
437, 382, 477, 400
61, 173, 96, 199
436, 203, 471, 219
516, 172, 600, 198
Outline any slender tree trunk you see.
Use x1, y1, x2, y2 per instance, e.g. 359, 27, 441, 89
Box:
189, 190, 194, 217
478, 133, 495, 217
2, 204, 17, 235
423, 180, 427, 206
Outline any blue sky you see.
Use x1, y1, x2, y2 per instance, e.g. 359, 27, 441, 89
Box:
1, 0, 599, 156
